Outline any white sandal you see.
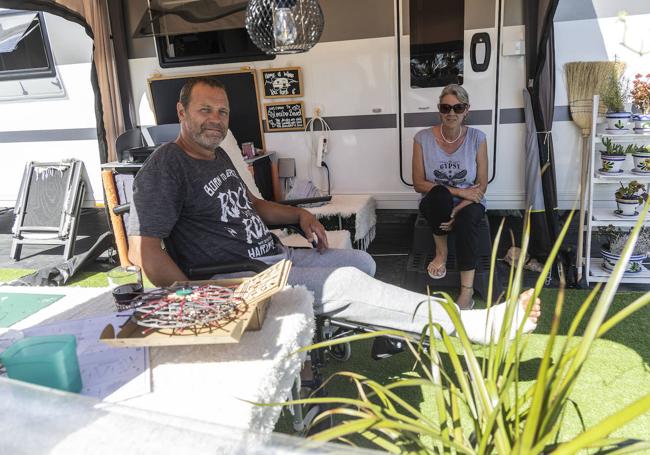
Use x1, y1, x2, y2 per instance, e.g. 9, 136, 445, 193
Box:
427, 259, 447, 279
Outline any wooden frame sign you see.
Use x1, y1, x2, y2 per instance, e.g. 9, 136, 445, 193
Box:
261, 67, 303, 98
265, 101, 305, 131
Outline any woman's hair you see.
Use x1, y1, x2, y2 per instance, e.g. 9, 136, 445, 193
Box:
439, 84, 470, 105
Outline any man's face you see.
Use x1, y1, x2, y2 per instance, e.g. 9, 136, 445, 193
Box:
178, 83, 230, 150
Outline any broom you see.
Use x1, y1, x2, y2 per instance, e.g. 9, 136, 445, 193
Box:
565, 61, 625, 282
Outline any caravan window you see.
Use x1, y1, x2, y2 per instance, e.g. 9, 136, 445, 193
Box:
0, 10, 56, 81
136, 1, 274, 68
409, 0, 464, 88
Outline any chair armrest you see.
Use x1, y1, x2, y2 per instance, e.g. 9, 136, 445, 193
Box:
276, 196, 331, 207
267, 224, 307, 238
113, 203, 130, 215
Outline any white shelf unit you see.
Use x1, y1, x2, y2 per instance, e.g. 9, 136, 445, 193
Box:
584, 95, 650, 285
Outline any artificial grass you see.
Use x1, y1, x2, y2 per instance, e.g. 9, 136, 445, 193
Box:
0, 269, 154, 288
275, 289, 650, 448
0, 268, 34, 283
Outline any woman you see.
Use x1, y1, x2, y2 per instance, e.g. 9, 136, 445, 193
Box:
412, 84, 488, 310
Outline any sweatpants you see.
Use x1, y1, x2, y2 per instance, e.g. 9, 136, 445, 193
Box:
214, 245, 533, 344
418, 185, 485, 271
255, 246, 456, 336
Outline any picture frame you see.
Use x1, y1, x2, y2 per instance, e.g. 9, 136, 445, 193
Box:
260, 67, 303, 98
264, 101, 306, 132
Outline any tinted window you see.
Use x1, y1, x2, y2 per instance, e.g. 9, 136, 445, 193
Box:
409, 0, 464, 88
0, 10, 56, 81
155, 28, 274, 68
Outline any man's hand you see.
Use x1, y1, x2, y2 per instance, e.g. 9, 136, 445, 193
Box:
298, 210, 329, 252
456, 184, 483, 203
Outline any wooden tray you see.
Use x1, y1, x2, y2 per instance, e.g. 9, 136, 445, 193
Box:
100, 260, 291, 347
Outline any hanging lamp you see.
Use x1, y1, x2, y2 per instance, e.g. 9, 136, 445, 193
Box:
245, 0, 325, 54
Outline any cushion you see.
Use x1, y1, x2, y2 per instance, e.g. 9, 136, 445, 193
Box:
220, 130, 262, 199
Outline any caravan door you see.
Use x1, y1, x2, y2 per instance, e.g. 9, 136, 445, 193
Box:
399, 0, 500, 187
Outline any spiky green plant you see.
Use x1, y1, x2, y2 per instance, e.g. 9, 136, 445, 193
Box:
281, 206, 650, 454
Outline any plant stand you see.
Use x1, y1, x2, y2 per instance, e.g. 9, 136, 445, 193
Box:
583, 95, 650, 285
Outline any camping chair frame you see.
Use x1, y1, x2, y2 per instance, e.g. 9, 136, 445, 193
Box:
11, 160, 86, 262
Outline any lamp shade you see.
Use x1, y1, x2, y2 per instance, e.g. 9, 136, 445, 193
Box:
245, 0, 325, 54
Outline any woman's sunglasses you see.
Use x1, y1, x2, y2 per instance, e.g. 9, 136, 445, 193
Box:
438, 103, 468, 114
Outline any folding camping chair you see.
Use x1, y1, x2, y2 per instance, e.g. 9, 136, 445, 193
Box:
11, 159, 86, 262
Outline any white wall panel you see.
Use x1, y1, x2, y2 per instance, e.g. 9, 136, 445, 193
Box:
0, 61, 102, 205
0, 141, 102, 206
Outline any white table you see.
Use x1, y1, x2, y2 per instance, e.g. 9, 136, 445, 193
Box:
0, 285, 314, 433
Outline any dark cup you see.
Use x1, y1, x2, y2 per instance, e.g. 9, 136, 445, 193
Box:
112, 283, 144, 310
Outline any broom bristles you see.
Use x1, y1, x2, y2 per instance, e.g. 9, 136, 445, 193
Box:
565, 61, 625, 132
565, 61, 625, 102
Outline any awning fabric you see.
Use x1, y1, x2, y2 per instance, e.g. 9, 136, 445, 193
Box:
0, 11, 38, 53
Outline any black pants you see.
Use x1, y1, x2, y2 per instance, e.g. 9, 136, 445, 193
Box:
418, 185, 485, 271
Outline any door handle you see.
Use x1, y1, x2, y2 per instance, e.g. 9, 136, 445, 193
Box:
470, 32, 491, 72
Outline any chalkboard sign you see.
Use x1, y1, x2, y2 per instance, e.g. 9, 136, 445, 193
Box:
261, 67, 303, 98
147, 70, 265, 150
265, 102, 305, 131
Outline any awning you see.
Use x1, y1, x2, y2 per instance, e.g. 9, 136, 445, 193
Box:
0, 11, 39, 53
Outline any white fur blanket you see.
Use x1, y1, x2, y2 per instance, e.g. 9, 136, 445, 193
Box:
305, 195, 377, 248
123, 286, 315, 433
272, 229, 352, 250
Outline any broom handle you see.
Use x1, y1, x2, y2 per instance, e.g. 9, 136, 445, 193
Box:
576, 135, 589, 281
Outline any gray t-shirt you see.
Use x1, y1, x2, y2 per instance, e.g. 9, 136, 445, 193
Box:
128, 142, 279, 275
414, 126, 487, 206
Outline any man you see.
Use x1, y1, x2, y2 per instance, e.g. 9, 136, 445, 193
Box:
128, 77, 541, 344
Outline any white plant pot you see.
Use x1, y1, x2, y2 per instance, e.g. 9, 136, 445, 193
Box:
606, 112, 632, 132
632, 152, 650, 173
633, 114, 650, 130
616, 198, 639, 215
599, 154, 625, 173
600, 248, 646, 273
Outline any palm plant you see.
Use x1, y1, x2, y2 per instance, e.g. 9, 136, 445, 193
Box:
282, 205, 650, 454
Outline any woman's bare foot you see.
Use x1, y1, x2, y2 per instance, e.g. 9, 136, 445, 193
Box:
427, 253, 447, 279
457, 285, 474, 310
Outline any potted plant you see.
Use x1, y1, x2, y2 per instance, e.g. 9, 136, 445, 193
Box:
598, 225, 650, 273
296, 216, 650, 454
632, 144, 650, 173
631, 73, 650, 133
599, 137, 627, 173
614, 180, 647, 215
601, 70, 632, 133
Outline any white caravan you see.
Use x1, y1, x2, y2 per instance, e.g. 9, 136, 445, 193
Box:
0, 0, 649, 210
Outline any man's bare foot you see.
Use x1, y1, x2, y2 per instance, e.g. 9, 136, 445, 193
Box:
518, 288, 541, 331
458, 288, 542, 344
427, 253, 447, 279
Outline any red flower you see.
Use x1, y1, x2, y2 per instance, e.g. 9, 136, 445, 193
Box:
631, 73, 650, 114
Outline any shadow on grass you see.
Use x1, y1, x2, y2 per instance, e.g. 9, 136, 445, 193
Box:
535, 289, 650, 369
